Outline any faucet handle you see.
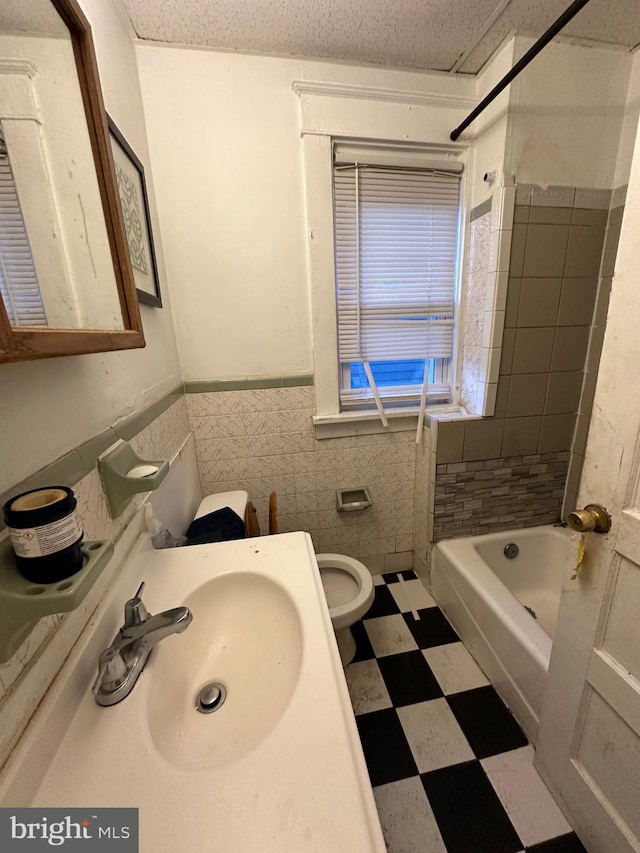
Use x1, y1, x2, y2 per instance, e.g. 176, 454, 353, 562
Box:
123, 581, 149, 629
92, 646, 127, 696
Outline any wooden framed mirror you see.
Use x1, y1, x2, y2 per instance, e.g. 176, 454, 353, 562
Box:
0, 0, 145, 363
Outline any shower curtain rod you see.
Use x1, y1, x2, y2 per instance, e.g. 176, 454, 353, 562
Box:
450, 0, 593, 141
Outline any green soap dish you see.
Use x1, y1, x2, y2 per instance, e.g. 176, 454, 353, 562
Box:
0, 537, 113, 663
98, 439, 169, 518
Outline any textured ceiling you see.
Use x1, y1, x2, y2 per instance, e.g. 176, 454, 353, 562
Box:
120, 0, 640, 74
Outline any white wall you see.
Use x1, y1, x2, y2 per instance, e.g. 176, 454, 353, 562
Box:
507, 37, 632, 189
469, 36, 515, 206
0, 0, 181, 493
136, 46, 477, 381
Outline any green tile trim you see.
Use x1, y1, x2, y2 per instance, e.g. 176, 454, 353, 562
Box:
76, 428, 119, 475
114, 405, 158, 442
184, 374, 315, 392
113, 383, 183, 441
282, 373, 314, 387
154, 386, 183, 416
246, 376, 282, 389
0, 384, 185, 532
470, 198, 492, 222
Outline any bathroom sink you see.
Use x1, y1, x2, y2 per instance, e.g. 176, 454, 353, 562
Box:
147, 571, 303, 768
0, 532, 385, 852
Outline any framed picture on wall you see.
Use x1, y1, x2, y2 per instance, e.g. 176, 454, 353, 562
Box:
108, 116, 162, 308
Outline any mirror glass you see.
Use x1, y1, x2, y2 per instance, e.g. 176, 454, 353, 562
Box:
0, 0, 125, 331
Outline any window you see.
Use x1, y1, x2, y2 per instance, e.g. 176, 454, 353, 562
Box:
333, 144, 461, 413
0, 131, 46, 327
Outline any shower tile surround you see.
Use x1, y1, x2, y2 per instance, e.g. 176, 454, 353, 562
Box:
429, 184, 624, 543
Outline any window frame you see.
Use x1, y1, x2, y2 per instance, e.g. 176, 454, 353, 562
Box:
332, 153, 464, 411
302, 132, 468, 429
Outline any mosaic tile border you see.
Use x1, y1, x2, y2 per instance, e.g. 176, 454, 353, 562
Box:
433, 452, 569, 541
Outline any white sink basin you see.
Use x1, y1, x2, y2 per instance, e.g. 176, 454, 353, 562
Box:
148, 571, 303, 769
0, 532, 385, 853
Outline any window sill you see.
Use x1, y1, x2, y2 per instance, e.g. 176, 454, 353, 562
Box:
313, 404, 465, 439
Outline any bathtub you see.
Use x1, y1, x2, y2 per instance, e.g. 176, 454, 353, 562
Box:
432, 524, 572, 743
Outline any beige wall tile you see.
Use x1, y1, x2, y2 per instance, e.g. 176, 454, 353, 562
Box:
557, 278, 598, 326
507, 373, 548, 417
494, 375, 510, 418
502, 416, 542, 456
586, 324, 606, 372
601, 221, 622, 278
564, 225, 606, 277
593, 277, 612, 327
545, 372, 583, 415
571, 208, 608, 226
572, 414, 591, 456
528, 207, 572, 225
436, 421, 466, 464
509, 224, 527, 276
500, 328, 516, 374
517, 278, 561, 327
608, 205, 624, 226
522, 224, 569, 277
513, 205, 529, 224
531, 185, 575, 207
538, 414, 576, 453
511, 328, 555, 374
505, 278, 521, 328
580, 370, 598, 416
551, 326, 590, 372
463, 419, 504, 462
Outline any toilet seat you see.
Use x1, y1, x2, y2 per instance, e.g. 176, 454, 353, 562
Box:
316, 553, 374, 631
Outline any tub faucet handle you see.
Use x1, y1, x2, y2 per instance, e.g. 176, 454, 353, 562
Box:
567, 503, 611, 534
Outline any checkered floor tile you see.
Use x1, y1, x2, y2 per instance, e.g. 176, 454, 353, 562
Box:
345, 569, 587, 853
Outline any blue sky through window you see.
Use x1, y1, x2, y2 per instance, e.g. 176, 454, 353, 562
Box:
350, 359, 435, 389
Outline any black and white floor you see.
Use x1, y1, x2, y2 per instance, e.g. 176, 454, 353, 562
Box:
345, 569, 587, 853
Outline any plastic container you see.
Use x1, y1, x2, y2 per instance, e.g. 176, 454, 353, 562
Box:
3, 486, 84, 583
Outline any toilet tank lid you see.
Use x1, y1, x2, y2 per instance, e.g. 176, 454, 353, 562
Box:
195, 490, 248, 521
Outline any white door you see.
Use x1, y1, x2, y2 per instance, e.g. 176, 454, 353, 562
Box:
534, 118, 640, 851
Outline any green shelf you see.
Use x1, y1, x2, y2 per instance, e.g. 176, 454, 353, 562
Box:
0, 537, 113, 663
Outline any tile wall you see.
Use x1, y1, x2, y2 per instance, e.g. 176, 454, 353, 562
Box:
459, 208, 491, 415
187, 385, 416, 568
431, 184, 624, 542
0, 397, 191, 765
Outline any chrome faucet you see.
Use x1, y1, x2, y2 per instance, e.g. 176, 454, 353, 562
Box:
93, 582, 192, 706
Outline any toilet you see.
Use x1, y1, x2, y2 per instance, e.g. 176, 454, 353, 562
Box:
316, 553, 374, 666
193, 492, 374, 666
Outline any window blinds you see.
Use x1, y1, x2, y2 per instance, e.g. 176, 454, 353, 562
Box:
333, 157, 460, 368
0, 155, 47, 327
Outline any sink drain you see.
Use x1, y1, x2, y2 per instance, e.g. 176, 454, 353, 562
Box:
195, 682, 227, 714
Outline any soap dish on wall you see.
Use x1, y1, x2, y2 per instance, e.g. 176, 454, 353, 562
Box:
0, 537, 113, 663
336, 487, 372, 512
98, 440, 169, 518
